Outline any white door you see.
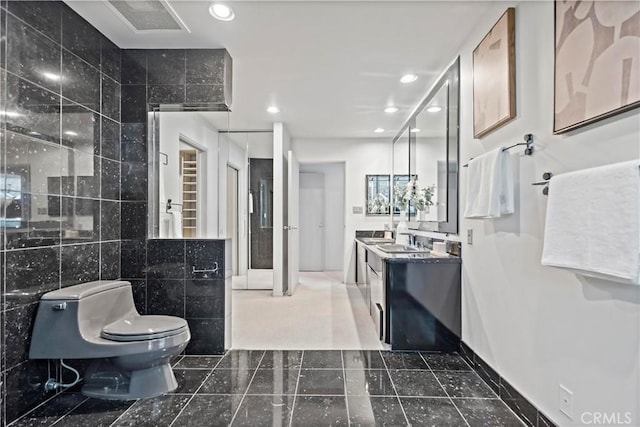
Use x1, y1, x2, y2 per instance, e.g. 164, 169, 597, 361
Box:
287, 150, 300, 295
299, 172, 325, 271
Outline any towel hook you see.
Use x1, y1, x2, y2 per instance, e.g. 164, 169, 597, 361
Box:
532, 172, 553, 195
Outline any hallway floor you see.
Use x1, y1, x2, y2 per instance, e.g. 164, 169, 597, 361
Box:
232, 271, 383, 350
10, 351, 525, 426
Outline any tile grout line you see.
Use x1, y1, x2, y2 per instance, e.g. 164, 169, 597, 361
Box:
379, 350, 411, 426
108, 399, 139, 427
228, 350, 266, 426
288, 350, 304, 427
49, 396, 91, 427
340, 350, 350, 426
168, 351, 226, 427
419, 352, 471, 427
6, 394, 88, 427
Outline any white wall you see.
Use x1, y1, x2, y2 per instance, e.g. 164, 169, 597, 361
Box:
293, 138, 392, 284
299, 162, 346, 271
458, 2, 639, 426
273, 122, 292, 296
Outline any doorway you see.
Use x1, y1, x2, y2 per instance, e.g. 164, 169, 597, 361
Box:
299, 172, 325, 271
226, 165, 239, 275
298, 162, 345, 272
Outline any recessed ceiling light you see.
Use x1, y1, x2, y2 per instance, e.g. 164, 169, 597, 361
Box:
28, 131, 41, 135
384, 106, 399, 114
410, 128, 420, 133
209, 3, 235, 21
267, 106, 280, 114
42, 72, 61, 81
427, 106, 442, 113
374, 128, 384, 133
400, 74, 418, 84
64, 131, 78, 136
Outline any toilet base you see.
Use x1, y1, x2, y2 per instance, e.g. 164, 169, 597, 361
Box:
82, 359, 178, 400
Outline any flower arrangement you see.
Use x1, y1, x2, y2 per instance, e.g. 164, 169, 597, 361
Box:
394, 179, 434, 212
368, 192, 390, 214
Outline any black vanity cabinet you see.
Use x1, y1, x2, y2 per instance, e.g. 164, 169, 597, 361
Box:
386, 258, 461, 351
355, 238, 461, 351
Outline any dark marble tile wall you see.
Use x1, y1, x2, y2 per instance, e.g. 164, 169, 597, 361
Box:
139, 239, 229, 355
0, 2, 122, 424
459, 342, 558, 427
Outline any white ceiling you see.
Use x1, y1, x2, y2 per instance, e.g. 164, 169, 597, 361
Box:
66, 1, 496, 139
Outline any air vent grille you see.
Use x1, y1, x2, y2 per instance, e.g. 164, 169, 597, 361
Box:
108, 0, 184, 31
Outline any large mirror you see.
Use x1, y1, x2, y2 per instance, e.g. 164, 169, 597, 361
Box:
392, 57, 459, 234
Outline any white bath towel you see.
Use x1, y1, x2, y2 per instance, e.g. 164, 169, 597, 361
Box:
541, 160, 640, 285
171, 211, 183, 239
464, 146, 514, 218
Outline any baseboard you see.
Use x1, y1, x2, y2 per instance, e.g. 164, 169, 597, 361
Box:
460, 341, 558, 427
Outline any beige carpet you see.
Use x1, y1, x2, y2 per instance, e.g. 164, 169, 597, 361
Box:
231, 271, 383, 350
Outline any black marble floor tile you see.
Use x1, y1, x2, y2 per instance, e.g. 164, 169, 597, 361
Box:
297, 369, 344, 395
389, 370, 446, 397
171, 395, 242, 427
381, 352, 429, 370
434, 371, 497, 398
347, 396, 407, 426
453, 398, 525, 427
198, 368, 254, 395
259, 350, 303, 370
232, 394, 294, 427
216, 350, 265, 370
421, 352, 472, 371
401, 397, 467, 427
171, 369, 210, 394
112, 394, 190, 427
291, 396, 348, 427
247, 369, 299, 395
53, 398, 133, 427
9, 393, 87, 427
302, 350, 343, 369
345, 369, 395, 397
174, 356, 223, 370
343, 350, 386, 370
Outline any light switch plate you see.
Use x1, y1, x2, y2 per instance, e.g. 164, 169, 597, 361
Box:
352, 206, 363, 214
467, 229, 473, 245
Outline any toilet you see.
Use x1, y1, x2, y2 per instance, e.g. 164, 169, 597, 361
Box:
29, 280, 190, 400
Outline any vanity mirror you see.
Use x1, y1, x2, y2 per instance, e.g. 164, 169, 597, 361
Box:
392, 57, 459, 234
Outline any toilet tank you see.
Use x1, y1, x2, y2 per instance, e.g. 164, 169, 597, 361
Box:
30, 280, 138, 359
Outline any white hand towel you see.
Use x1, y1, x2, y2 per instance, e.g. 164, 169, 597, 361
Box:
464, 146, 514, 218
541, 160, 640, 285
171, 211, 183, 239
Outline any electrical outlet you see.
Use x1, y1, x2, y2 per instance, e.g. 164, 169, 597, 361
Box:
559, 384, 574, 419
467, 228, 473, 245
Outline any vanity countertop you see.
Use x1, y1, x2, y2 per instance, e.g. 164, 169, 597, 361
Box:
355, 238, 461, 264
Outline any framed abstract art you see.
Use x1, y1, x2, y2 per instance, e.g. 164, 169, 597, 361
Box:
473, 8, 516, 138
554, 1, 640, 133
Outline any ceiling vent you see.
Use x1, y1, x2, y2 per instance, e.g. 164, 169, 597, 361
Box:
106, 0, 190, 32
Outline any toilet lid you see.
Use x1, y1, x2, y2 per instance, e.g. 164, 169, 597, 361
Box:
101, 316, 188, 342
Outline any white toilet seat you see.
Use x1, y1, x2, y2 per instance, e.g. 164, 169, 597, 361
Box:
101, 315, 188, 342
